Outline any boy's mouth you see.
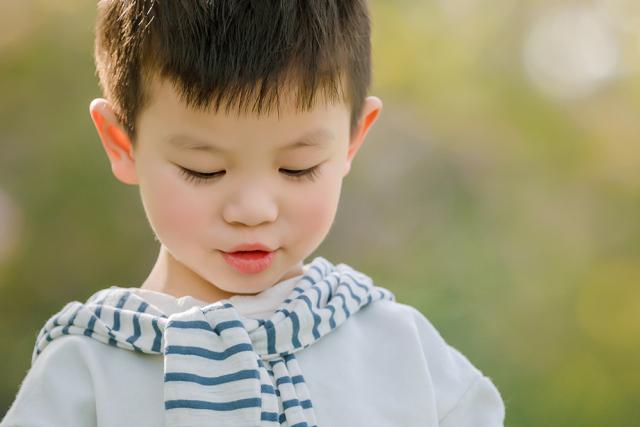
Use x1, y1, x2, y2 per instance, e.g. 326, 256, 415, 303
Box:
220, 249, 276, 274
226, 250, 270, 257
226, 243, 275, 252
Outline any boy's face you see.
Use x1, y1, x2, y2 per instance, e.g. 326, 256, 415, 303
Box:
90, 76, 381, 301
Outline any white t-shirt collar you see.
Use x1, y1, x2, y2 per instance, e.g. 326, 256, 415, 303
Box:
129, 264, 309, 319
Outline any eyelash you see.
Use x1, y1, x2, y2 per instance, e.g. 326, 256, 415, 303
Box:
177, 165, 321, 185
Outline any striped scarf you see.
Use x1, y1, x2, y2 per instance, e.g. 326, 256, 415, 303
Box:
33, 256, 395, 426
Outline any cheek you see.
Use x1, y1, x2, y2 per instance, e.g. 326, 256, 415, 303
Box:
290, 174, 342, 236
140, 169, 210, 242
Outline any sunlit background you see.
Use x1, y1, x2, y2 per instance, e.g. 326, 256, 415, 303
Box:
2, 1, 640, 425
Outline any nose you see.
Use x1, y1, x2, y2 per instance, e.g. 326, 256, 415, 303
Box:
222, 183, 278, 227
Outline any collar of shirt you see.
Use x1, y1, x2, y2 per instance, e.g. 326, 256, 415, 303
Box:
128, 265, 309, 318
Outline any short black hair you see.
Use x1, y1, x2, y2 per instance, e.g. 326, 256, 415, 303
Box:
94, 0, 373, 142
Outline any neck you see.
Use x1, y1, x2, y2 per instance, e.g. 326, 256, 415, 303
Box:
140, 245, 305, 304
140, 245, 237, 304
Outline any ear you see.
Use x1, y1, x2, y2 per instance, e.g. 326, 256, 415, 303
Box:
344, 96, 383, 177
89, 98, 138, 185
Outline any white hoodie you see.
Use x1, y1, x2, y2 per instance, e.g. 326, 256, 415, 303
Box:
2, 261, 504, 426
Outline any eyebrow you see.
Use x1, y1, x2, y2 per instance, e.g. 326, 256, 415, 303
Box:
167, 128, 334, 153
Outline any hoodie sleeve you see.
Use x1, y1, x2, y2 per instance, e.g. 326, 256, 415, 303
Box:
1, 335, 97, 427
402, 303, 506, 426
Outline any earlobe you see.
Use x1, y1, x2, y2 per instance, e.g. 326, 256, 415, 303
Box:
89, 98, 138, 185
343, 96, 383, 177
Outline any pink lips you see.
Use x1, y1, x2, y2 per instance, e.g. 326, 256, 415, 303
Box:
220, 244, 276, 274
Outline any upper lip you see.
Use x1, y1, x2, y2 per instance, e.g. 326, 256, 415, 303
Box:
224, 243, 275, 253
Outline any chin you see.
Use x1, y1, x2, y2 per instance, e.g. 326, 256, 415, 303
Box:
234, 289, 263, 296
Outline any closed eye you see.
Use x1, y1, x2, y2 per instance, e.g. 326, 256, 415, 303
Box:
177, 167, 225, 184
177, 164, 322, 185
279, 166, 320, 181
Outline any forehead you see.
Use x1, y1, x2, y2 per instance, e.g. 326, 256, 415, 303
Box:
143, 72, 349, 119
137, 75, 350, 152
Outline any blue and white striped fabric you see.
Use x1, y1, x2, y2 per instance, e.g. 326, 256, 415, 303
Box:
33, 256, 395, 426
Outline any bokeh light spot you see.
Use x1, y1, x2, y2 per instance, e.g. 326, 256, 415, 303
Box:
523, 5, 619, 99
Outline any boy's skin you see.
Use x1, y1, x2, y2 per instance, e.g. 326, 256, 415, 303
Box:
89, 73, 382, 304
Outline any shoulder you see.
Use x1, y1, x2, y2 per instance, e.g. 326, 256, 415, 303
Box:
30, 334, 114, 385
36, 333, 108, 363
358, 299, 505, 425
2, 335, 99, 426
29, 332, 145, 392
362, 298, 489, 378
377, 301, 485, 385
34, 332, 157, 377
359, 299, 451, 347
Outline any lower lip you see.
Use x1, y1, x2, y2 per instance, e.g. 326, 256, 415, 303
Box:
220, 250, 276, 274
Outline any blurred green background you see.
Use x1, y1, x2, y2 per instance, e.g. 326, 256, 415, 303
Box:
1, 1, 639, 425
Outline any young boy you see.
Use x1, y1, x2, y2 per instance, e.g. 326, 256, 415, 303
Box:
2, 1, 504, 426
